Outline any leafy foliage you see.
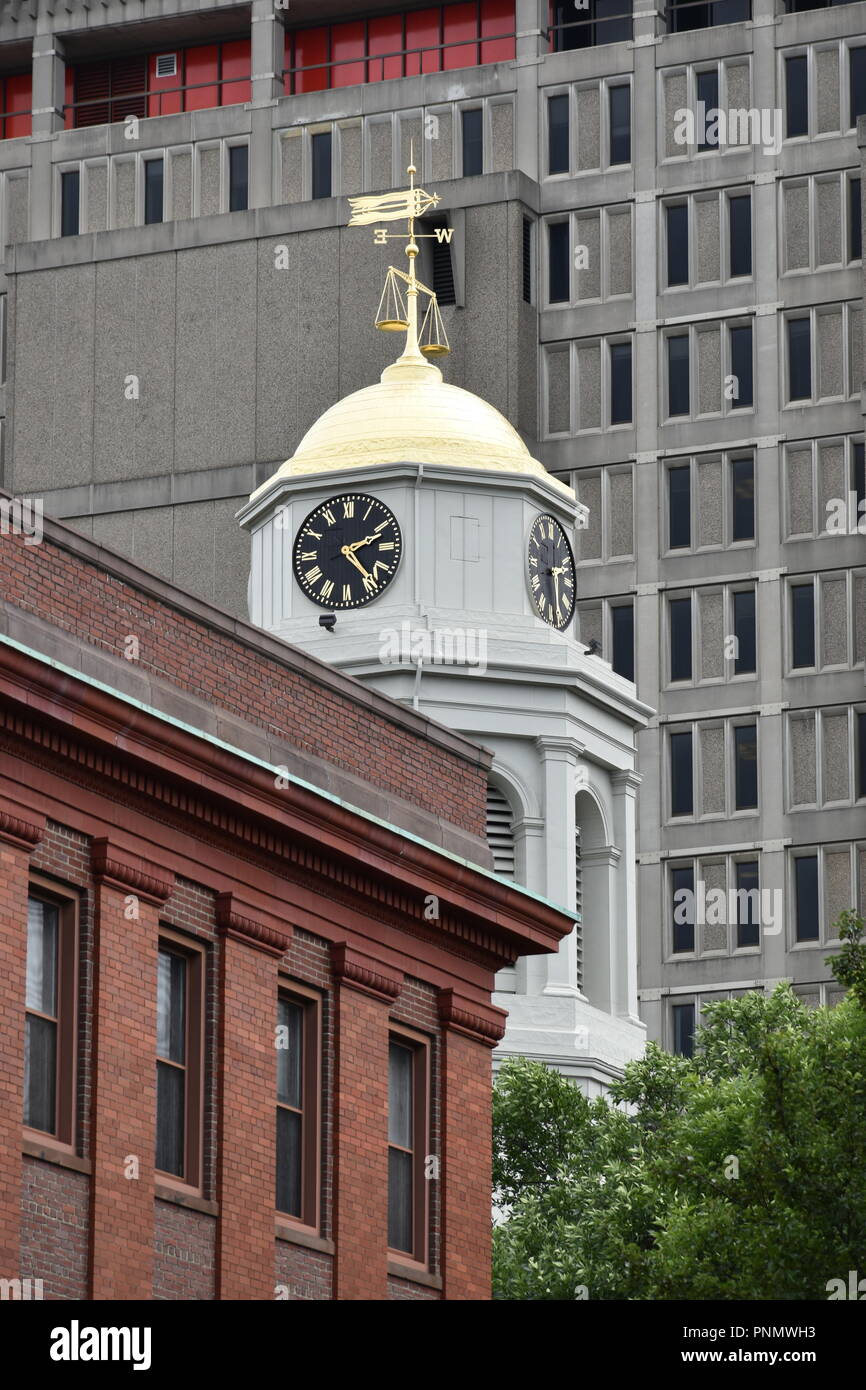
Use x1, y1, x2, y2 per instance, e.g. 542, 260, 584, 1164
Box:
492, 919, 866, 1300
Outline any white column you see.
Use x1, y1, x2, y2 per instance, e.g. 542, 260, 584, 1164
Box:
249, 0, 285, 209
611, 770, 642, 1023
580, 845, 620, 1015
533, 736, 581, 998
29, 28, 66, 242
513, 814, 545, 994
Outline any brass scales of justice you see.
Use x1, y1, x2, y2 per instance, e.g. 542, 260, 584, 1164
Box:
347, 147, 451, 358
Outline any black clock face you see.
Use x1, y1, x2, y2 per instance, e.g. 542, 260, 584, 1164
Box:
527, 513, 576, 631
292, 493, 402, 609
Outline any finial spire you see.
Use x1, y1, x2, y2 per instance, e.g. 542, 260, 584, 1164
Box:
347, 157, 451, 375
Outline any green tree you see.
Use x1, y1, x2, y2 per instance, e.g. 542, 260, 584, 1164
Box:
493, 926, 866, 1300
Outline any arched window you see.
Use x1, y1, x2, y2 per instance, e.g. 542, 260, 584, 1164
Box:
486, 782, 516, 879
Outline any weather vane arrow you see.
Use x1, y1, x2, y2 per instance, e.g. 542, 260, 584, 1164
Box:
346, 144, 451, 361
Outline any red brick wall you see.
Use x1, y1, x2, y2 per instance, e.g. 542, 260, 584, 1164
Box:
0, 829, 36, 1277
439, 1027, 494, 1300
20, 1158, 88, 1300
275, 1238, 332, 1300
89, 877, 159, 1299
154, 1200, 215, 1300
214, 932, 279, 1300
0, 528, 486, 836
388, 1274, 440, 1300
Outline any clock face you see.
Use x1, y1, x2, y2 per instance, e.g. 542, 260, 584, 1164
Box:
292, 492, 402, 610
527, 513, 576, 631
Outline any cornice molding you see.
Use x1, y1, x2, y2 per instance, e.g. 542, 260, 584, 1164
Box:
331, 943, 403, 1003
91, 837, 174, 905
0, 796, 45, 852
215, 892, 291, 958
438, 988, 507, 1047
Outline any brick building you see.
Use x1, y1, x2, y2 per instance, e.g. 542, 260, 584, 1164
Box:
0, 504, 571, 1300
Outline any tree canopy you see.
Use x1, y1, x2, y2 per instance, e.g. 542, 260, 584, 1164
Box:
492, 912, 866, 1300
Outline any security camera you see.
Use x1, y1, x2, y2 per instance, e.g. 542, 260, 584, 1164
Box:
319, 613, 337, 632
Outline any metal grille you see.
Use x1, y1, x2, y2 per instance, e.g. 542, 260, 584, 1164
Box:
522, 218, 532, 303
575, 824, 583, 993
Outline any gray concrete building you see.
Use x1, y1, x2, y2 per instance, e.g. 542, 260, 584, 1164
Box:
1, 0, 863, 1055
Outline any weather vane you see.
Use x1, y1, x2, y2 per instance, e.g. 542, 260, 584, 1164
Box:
347, 145, 450, 359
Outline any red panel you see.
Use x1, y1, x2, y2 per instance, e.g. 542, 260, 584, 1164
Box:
221, 39, 251, 106
368, 15, 404, 84
443, 2, 478, 71
147, 54, 182, 118
294, 27, 329, 93
4, 74, 32, 139
480, 0, 515, 63
331, 20, 366, 89
64, 66, 74, 129
184, 44, 219, 112
405, 8, 441, 76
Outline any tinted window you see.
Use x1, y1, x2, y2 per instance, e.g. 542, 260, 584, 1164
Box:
60, 170, 80, 238
611, 603, 634, 680
850, 47, 866, 124
795, 855, 819, 941
734, 724, 758, 809
144, 157, 164, 225
311, 132, 331, 200
668, 334, 690, 416
849, 177, 862, 261
672, 1003, 695, 1056
609, 85, 630, 165
733, 589, 756, 674
668, 465, 691, 548
666, 204, 688, 286
729, 194, 752, 277
732, 457, 755, 541
696, 70, 719, 150
462, 108, 483, 176
858, 711, 866, 799
729, 325, 753, 409
735, 860, 760, 948
610, 341, 632, 424
229, 144, 248, 211
671, 867, 695, 953
548, 93, 569, 174
785, 55, 808, 138
670, 730, 694, 816
791, 583, 815, 668
669, 596, 692, 682
549, 221, 570, 303
787, 317, 811, 400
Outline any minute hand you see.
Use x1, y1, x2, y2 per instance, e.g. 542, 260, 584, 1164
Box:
341, 546, 372, 580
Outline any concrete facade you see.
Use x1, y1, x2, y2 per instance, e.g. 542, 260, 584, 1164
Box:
1, 0, 864, 1050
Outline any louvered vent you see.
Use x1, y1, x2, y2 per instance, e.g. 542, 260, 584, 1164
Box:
74, 56, 146, 128
421, 218, 456, 306
155, 54, 178, 79
522, 217, 532, 303
74, 63, 111, 128
486, 783, 515, 879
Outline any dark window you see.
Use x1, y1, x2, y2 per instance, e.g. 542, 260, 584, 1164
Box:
311, 131, 331, 200
551, 0, 632, 51
548, 93, 569, 174
548, 221, 570, 303
229, 144, 248, 211
785, 55, 808, 139
729, 324, 753, 409
857, 711, 866, 799
729, 194, 752, 277
735, 860, 760, 948
854, 442, 865, 508
794, 855, 819, 941
611, 602, 634, 680
144, 157, 164, 225
666, 204, 689, 286
609, 85, 631, 165
156, 948, 187, 1178
276, 996, 303, 1218
668, 464, 691, 548
671, 1002, 695, 1058
787, 317, 811, 400
668, 0, 750, 34
669, 596, 692, 682
60, 170, 80, 238
667, 334, 690, 417
670, 730, 694, 817
522, 218, 533, 303
851, 47, 866, 125
671, 866, 695, 953
696, 69, 719, 151
732, 589, 756, 674
610, 341, 632, 424
791, 582, 815, 668
849, 178, 862, 262
734, 724, 758, 809
462, 108, 483, 176
732, 457, 755, 541
388, 1037, 426, 1261
24, 896, 59, 1134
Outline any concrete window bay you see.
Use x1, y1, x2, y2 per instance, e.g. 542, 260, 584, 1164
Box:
0, 0, 865, 1305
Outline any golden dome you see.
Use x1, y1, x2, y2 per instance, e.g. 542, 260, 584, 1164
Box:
254, 354, 574, 500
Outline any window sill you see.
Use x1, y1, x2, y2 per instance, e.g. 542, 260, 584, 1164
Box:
274, 1220, 334, 1255
387, 1260, 442, 1291
22, 1135, 91, 1175
154, 1182, 218, 1216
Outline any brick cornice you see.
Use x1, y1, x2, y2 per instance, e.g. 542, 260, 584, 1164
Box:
91, 838, 174, 905
215, 892, 290, 958
331, 943, 403, 1003
0, 795, 44, 852
438, 989, 507, 1048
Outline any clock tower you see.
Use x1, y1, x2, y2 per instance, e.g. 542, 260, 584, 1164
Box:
238, 166, 653, 1092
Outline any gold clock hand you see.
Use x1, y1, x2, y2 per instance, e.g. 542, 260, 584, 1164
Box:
346, 533, 380, 553
341, 546, 371, 580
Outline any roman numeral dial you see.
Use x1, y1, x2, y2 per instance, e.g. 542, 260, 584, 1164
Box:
526, 513, 576, 632
292, 492, 403, 610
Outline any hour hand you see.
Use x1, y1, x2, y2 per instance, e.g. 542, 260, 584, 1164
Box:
346, 533, 379, 553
